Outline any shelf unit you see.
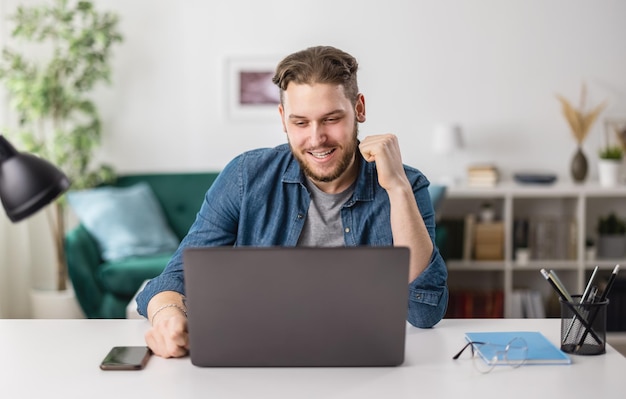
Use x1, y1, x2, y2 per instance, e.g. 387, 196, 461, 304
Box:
440, 181, 626, 322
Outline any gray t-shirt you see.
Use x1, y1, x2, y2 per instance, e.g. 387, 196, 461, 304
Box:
297, 178, 355, 247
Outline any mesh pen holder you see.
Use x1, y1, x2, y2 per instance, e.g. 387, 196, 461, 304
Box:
559, 295, 608, 355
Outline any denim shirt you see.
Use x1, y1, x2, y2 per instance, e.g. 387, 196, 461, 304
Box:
136, 144, 448, 328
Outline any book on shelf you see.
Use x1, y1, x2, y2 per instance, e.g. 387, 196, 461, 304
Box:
437, 218, 465, 260
463, 331, 571, 365
462, 214, 476, 261
446, 290, 504, 318
467, 164, 499, 187
438, 214, 479, 261
439, 215, 505, 261
521, 216, 577, 261
510, 289, 546, 318
512, 218, 530, 261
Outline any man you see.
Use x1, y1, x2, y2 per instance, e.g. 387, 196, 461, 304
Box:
136, 45, 448, 358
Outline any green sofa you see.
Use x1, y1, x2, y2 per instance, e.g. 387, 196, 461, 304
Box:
65, 172, 220, 318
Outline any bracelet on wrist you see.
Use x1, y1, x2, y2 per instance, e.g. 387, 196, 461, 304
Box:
150, 303, 187, 326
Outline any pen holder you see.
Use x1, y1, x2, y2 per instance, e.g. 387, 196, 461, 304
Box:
559, 295, 608, 355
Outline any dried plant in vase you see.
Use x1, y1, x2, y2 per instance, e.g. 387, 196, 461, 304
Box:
556, 83, 607, 183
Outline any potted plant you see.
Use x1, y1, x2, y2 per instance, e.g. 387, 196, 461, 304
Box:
598, 145, 623, 187
0, 0, 123, 294
596, 212, 626, 259
598, 119, 626, 187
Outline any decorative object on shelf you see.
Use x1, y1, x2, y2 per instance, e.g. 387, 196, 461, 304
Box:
570, 147, 589, 182
513, 172, 557, 185
598, 118, 626, 187
474, 222, 504, 261
596, 212, 626, 259
479, 202, 495, 223
431, 123, 465, 186
585, 238, 596, 261
556, 83, 607, 183
598, 145, 623, 187
515, 248, 530, 266
0, 0, 123, 291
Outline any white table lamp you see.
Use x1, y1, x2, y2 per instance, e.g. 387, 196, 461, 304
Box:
432, 124, 464, 155
431, 124, 464, 185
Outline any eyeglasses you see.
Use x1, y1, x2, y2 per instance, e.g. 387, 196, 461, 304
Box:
452, 337, 528, 374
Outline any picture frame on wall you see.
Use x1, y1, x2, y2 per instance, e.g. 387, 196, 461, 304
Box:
226, 57, 280, 120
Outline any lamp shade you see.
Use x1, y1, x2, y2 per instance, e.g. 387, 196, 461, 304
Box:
432, 124, 464, 155
0, 135, 70, 222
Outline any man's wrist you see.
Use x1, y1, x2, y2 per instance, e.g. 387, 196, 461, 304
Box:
150, 303, 187, 326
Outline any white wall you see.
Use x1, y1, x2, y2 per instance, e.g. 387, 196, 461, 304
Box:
94, 0, 626, 181
1, 0, 626, 316
6, 0, 626, 178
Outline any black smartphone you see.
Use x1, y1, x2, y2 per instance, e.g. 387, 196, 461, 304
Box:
100, 346, 152, 370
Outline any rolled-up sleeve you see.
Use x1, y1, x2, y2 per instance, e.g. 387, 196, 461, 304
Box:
406, 240, 449, 328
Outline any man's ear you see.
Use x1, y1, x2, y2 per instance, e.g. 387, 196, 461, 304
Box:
355, 93, 366, 123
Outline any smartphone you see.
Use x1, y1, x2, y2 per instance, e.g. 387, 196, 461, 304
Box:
100, 346, 152, 370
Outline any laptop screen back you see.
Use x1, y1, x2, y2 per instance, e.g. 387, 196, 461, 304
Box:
183, 246, 410, 367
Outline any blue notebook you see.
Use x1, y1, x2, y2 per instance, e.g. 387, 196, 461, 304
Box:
465, 331, 571, 365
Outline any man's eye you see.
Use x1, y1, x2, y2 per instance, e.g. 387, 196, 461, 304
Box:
294, 121, 307, 127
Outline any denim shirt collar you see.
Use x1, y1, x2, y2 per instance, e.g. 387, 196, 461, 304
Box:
280, 146, 375, 205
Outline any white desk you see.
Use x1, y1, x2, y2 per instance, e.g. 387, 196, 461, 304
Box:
2, 318, 624, 398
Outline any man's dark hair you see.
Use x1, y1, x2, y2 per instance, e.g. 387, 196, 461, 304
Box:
272, 46, 359, 105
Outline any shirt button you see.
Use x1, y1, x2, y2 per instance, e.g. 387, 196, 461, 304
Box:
415, 294, 422, 299
297, 214, 304, 219
345, 228, 350, 233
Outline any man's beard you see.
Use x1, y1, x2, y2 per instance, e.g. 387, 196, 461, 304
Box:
290, 122, 359, 183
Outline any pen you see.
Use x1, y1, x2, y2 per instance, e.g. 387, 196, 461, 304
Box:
548, 269, 573, 302
581, 266, 599, 303
586, 286, 598, 304
564, 266, 599, 341
575, 265, 620, 349
599, 264, 620, 302
540, 269, 570, 302
573, 285, 599, 342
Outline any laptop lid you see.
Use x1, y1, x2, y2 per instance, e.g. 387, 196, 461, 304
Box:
183, 246, 410, 367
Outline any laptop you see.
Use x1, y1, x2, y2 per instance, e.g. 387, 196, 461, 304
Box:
183, 246, 410, 367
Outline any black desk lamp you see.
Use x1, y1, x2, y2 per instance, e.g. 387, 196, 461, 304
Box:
0, 134, 70, 222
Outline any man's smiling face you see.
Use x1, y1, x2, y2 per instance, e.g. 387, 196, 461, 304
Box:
279, 82, 365, 193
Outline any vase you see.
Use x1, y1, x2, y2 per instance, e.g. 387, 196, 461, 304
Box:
570, 146, 588, 183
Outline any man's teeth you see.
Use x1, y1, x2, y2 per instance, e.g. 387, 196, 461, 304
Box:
311, 150, 332, 158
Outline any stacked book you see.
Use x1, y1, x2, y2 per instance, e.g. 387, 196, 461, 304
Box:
467, 164, 499, 187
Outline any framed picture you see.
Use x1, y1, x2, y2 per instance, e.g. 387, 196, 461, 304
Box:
226, 57, 281, 120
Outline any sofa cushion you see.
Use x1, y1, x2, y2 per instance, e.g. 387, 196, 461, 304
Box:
98, 253, 173, 296
67, 182, 180, 261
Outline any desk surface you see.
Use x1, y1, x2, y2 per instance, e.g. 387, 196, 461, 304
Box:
2, 318, 624, 399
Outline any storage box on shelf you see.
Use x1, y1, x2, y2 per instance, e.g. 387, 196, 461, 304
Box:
439, 181, 626, 339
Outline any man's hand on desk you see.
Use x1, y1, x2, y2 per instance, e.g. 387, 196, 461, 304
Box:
145, 291, 189, 358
